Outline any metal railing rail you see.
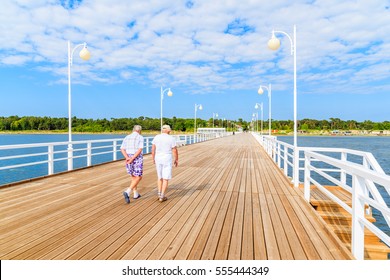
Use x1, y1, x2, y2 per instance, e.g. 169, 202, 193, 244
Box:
0, 132, 231, 186
251, 132, 390, 260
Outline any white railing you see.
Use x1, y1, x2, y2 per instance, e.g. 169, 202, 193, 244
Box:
252, 133, 295, 180
304, 150, 390, 259
0, 133, 230, 186
252, 132, 390, 260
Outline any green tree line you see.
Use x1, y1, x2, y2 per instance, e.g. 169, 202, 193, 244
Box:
0, 116, 389, 133
0, 116, 244, 132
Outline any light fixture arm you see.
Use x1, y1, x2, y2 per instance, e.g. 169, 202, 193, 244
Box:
195, 104, 202, 111
272, 30, 294, 55
69, 42, 87, 66
160, 86, 171, 101
258, 85, 270, 96
254, 102, 263, 110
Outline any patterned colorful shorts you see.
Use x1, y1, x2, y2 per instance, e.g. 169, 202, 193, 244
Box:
126, 154, 143, 176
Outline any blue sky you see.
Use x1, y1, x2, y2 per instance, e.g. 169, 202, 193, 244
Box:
0, 0, 389, 122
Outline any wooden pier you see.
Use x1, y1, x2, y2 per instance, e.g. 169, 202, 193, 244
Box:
0, 133, 354, 260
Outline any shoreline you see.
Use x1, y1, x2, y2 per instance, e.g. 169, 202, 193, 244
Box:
0, 130, 389, 137
0, 130, 198, 136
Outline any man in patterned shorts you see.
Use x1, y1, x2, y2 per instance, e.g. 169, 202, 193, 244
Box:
120, 125, 144, 204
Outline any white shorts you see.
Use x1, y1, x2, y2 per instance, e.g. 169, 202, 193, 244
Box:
156, 162, 172, 180
155, 154, 173, 180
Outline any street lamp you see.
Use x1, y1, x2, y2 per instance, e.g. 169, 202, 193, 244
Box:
268, 25, 298, 187
251, 116, 256, 132
258, 83, 272, 135
160, 86, 173, 132
194, 103, 203, 135
252, 112, 258, 132
67, 40, 91, 171
254, 102, 263, 134
212, 113, 218, 128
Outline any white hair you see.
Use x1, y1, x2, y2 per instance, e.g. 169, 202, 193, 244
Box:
133, 125, 142, 132
162, 125, 171, 131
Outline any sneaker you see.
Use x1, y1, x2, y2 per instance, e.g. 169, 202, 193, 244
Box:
133, 194, 141, 199
123, 192, 130, 204
159, 196, 168, 202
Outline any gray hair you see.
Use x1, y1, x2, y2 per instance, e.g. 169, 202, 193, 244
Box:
133, 125, 142, 132
162, 124, 171, 131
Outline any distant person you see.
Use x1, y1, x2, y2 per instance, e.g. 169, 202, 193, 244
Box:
120, 125, 144, 204
152, 125, 178, 202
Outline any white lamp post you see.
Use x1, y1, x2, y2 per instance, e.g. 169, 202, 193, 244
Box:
194, 103, 203, 135
212, 113, 218, 128
251, 117, 256, 132
268, 25, 298, 187
67, 40, 91, 171
254, 102, 263, 135
160, 86, 173, 132
258, 84, 272, 136
252, 112, 258, 132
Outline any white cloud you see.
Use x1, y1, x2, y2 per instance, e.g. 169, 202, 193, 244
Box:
1, 55, 31, 65
0, 0, 389, 95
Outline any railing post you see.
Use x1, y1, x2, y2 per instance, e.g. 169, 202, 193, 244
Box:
113, 140, 117, 161
277, 142, 281, 168
87, 142, 92, 167
272, 140, 276, 162
146, 138, 150, 154
67, 144, 73, 171
362, 157, 370, 199
284, 146, 288, 177
48, 145, 54, 175
304, 153, 311, 202
341, 152, 347, 186
293, 148, 300, 187
351, 174, 366, 260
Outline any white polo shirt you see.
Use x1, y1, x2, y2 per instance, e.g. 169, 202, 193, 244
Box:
152, 133, 177, 163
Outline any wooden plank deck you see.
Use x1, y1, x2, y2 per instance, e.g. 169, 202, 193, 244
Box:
0, 133, 353, 260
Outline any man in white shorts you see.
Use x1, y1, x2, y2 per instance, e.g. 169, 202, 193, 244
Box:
152, 125, 178, 202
